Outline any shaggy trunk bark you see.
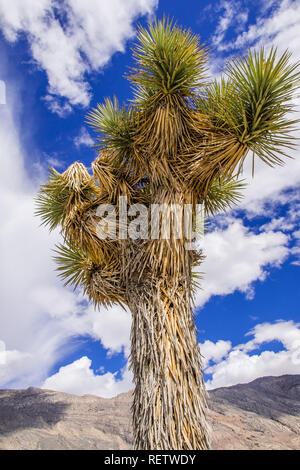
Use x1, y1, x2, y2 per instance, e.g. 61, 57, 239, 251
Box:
128, 277, 211, 450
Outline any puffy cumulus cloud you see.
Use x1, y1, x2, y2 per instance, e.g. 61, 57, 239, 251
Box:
195, 219, 289, 307
55, 304, 132, 357
200, 339, 232, 368
42, 356, 133, 398
0, 0, 158, 112
0, 341, 33, 387
204, 320, 300, 389
240, 320, 300, 352
86, 305, 131, 357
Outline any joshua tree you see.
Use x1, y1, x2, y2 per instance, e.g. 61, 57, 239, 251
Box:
36, 19, 299, 450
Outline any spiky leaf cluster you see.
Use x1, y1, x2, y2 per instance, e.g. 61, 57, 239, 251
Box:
197, 48, 300, 173
129, 18, 208, 102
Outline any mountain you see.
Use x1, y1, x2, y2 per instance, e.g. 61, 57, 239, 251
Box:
0, 374, 299, 450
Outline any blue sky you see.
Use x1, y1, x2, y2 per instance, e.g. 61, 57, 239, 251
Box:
0, 0, 299, 397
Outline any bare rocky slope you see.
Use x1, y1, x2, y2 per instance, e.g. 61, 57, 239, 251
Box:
0, 374, 299, 450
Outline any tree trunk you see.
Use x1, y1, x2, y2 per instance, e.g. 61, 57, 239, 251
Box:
128, 276, 211, 450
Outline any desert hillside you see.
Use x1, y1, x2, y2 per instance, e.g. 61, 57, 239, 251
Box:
0, 374, 299, 450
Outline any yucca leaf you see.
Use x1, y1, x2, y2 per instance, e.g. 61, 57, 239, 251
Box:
128, 17, 208, 102
35, 169, 69, 230
203, 177, 246, 216
86, 97, 135, 156
53, 242, 88, 290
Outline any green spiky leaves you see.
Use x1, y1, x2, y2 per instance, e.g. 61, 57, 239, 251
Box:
129, 18, 208, 102
203, 177, 246, 216
35, 163, 99, 237
86, 97, 135, 154
199, 48, 300, 170
54, 242, 126, 308
54, 242, 89, 290
35, 168, 70, 230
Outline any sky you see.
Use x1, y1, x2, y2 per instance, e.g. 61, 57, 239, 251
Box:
0, 0, 299, 397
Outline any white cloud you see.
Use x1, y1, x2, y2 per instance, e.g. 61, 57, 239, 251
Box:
42, 356, 133, 397
0, 0, 158, 112
260, 216, 295, 233
241, 320, 300, 352
239, 144, 300, 214
223, 0, 300, 59
54, 303, 132, 357
200, 339, 232, 368
87, 305, 131, 357
74, 127, 94, 148
195, 219, 289, 307
0, 88, 131, 389
256, 201, 300, 265
212, 1, 235, 46
212, 1, 248, 47
203, 320, 300, 389
0, 341, 34, 387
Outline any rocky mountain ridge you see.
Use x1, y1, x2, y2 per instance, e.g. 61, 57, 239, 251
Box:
0, 374, 299, 450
